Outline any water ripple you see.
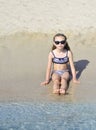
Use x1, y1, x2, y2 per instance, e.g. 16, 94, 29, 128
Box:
0, 102, 96, 130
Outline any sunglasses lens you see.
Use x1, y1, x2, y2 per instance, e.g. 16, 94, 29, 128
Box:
55, 40, 66, 45
61, 40, 66, 44
55, 41, 59, 45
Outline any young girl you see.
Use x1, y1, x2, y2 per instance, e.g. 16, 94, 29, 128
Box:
41, 33, 80, 94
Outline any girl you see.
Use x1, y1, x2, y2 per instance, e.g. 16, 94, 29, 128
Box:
41, 33, 80, 94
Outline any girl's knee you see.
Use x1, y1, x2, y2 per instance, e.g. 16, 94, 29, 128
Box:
61, 77, 69, 84
53, 79, 60, 84
61, 77, 68, 81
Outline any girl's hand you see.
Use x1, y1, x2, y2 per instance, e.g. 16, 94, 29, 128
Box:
73, 79, 80, 84
40, 80, 49, 86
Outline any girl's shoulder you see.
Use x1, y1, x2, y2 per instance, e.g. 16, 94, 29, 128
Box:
49, 49, 56, 54
67, 50, 73, 58
49, 51, 55, 58
64, 49, 71, 55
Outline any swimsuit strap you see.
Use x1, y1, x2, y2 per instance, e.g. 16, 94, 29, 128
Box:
66, 50, 68, 56
51, 51, 55, 57
52, 50, 68, 57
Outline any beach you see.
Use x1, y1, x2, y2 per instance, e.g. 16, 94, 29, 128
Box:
0, 0, 96, 36
0, 0, 96, 129
0, 32, 96, 103
0, 33, 96, 129
0, 0, 96, 102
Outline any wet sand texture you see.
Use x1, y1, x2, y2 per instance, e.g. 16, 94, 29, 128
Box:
0, 32, 96, 103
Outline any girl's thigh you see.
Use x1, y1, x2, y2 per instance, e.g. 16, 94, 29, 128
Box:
52, 73, 60, 81
62, 71, 70, 80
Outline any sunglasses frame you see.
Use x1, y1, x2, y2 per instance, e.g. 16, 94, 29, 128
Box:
54, 40, 66, 45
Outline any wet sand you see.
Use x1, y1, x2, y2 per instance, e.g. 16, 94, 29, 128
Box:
0, 32, 96, 103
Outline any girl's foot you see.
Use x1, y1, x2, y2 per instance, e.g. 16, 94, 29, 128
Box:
60, 89, 66, 95
53, 89, 60, 94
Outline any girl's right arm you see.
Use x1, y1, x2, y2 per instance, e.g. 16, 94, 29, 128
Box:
41, 52, 53, 86
68, 50, 80, 83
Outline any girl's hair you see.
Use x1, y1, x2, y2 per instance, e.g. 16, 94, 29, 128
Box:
52, 33, 70, 50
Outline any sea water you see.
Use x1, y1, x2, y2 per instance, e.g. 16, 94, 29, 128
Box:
0, 102, 96, 130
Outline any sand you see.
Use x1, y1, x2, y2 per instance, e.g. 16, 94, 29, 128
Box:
0, 0, 96, 36
0, 32, 96, 103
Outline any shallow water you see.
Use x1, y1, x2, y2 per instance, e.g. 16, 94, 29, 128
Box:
0, 102, 96, 130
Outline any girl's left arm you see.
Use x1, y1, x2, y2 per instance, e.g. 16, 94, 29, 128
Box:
68, 50, 80, 83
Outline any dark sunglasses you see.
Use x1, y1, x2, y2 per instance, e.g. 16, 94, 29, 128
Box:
54, 40, 66, 45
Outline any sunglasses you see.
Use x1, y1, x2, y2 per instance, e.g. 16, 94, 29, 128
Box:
54, 40, 66, 45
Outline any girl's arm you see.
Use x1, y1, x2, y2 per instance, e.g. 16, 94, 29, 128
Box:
68, 50, 80, 83
41, 52, 53, 86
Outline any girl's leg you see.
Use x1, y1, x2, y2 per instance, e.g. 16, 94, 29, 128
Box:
52, 73, 60, 94
60, 72, 70, 94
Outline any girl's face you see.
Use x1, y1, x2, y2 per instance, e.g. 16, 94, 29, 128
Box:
54, 36, 66, 49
